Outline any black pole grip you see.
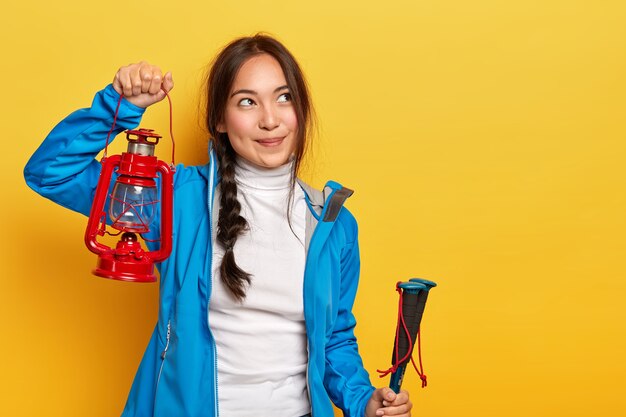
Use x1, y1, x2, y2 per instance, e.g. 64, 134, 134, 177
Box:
391, 289, 429, 366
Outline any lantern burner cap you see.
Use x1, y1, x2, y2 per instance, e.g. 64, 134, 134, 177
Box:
126, 128, 161, 156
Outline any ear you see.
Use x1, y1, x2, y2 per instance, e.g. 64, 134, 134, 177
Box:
217, 121, 226, 133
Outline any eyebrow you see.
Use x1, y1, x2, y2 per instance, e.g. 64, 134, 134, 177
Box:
230, 85, 289, 98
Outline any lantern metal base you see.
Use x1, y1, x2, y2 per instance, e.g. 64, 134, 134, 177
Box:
93, 254, 156, 283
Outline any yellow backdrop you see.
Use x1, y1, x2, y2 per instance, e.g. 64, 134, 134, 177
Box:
2, 1, 625, 416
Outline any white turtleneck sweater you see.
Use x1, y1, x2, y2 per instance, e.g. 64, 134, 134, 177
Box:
208, 157, 310, 417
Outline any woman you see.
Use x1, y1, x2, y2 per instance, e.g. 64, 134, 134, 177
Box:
24, 34, 412, 417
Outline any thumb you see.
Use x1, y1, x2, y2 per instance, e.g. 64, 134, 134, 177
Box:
373, 387, 397, 404
153, 72, 174, 104
162, 71, 174, 93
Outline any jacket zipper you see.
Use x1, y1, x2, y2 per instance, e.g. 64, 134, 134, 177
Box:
207, 154, 220, 417
303, 235, 315, 417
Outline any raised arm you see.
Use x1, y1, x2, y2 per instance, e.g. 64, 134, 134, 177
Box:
24, 63, 173, 216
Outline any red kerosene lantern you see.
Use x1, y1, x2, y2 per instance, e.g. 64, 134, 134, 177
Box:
84, 127, 175, 282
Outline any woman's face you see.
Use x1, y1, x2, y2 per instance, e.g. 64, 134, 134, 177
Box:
218, 53, 298, 169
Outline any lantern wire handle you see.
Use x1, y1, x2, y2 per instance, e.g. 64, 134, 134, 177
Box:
103, 87, 176, 166
102, 94, 124, 160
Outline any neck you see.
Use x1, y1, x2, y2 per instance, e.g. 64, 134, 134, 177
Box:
235, 156, 294, 191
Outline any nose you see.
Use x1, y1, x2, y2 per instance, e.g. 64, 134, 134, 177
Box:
259, 105, 280, 131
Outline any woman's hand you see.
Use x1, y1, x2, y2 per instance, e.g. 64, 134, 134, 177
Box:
365, 387, 412, 417
112, 61, 174, 108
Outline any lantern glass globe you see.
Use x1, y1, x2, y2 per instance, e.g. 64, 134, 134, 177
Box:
109, 182, 158, 232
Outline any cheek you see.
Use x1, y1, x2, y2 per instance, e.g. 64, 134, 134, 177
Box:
286, 109, 298, 131
224, 111, 255, 138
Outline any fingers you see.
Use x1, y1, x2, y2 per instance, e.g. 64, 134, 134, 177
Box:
377, 402, 412, 417
376, 388, 412, 417
112, 62, 174, 108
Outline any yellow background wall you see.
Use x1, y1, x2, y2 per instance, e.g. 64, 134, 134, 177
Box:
2, 1, 625, 416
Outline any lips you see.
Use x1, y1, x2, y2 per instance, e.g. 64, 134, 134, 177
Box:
255, 137, 285, 147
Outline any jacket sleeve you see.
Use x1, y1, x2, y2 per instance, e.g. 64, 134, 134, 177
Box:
24, 84, 145, 216
323, 215, 376, 417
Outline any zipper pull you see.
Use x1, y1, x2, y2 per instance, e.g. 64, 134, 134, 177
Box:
161, 321, 171, 360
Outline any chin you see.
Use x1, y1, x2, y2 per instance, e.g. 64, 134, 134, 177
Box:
254, 152, 294, 169
258, 158, 290, 169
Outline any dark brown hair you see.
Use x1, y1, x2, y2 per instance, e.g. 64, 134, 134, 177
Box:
205, 33, 314, 301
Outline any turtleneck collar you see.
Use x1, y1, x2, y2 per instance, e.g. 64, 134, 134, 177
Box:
235, 156, 294, 191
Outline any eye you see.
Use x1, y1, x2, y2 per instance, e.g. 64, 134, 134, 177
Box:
277, 92, 292, 103
238, 98, 255, 107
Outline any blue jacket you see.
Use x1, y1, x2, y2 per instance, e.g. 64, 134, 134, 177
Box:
24, 85, 375, 417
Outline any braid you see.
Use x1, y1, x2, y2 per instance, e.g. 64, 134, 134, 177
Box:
216, 138, 251, 301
